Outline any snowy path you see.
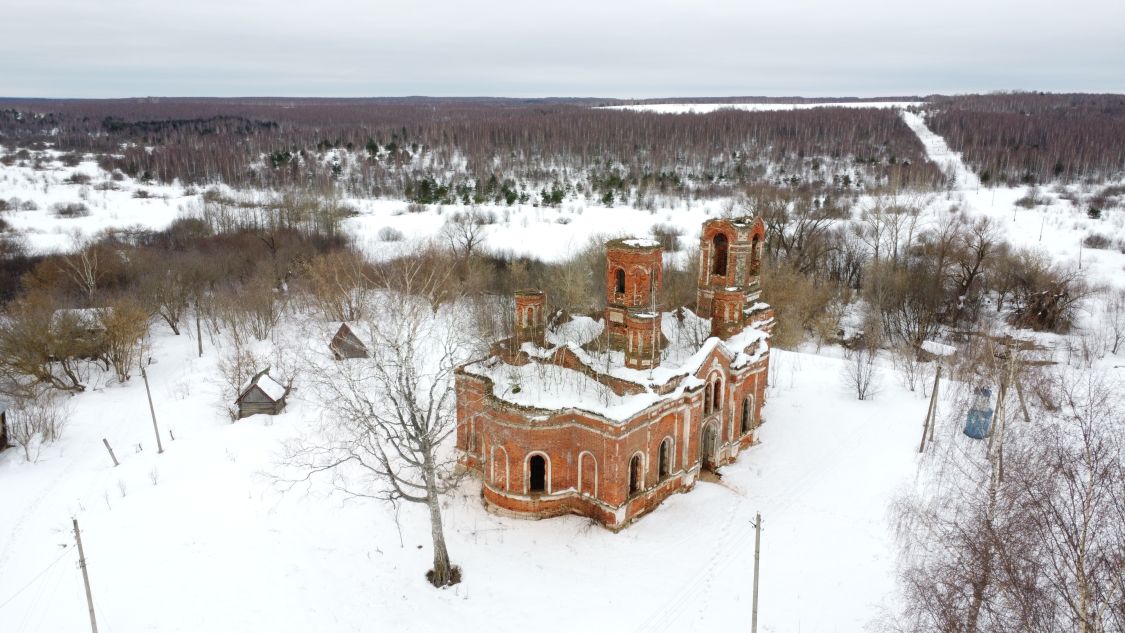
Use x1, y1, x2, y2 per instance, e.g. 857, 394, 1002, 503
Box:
900, 110, 981, 190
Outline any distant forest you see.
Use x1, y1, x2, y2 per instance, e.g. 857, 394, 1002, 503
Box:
926, 93, 1125, 185
0, 93, 1122, 204
0, 97, 943, 203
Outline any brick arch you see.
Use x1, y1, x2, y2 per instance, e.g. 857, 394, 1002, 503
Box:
490, 445, 510, 491
628, 450, 647, 495
578, 450, 598, 497
741, 394, 756, 435
658, 436, 675, 479
524, 451, 552, 494
711, 232, 730, 276
700, 420, 720, 470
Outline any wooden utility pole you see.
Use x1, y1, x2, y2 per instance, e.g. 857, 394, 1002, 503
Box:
72, 519, 99, 633
918, 365, 942, 453
141, 365, 164, 454
751, 512, 762, 633
195, 301, 203, 358
101, 439, 118, 467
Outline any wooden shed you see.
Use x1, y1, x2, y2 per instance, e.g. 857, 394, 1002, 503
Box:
0, 400, 9, 450
329, 322, 369, 360
235, 369, 288, 420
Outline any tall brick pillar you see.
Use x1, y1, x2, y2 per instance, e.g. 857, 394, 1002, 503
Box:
605, 238, 663, 349
624, 310, 662, 370
514, 290, 546, 348
710, 288, 746, 340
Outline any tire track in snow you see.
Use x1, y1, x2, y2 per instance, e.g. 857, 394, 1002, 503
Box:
899, 110, 981, 190
633, 483, 743, 633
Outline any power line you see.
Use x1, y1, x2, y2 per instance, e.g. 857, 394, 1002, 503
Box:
0, 544, 73, 613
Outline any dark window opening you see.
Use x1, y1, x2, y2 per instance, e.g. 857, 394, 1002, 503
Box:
741, 398, 751, 434
751, 236, 761, 276
614, 268, 626, 294
529, 455, 546, 493
659, 439, 671, 479
712, 379, 722, 412
629, 454, 643, 495
712, 233, 729, 276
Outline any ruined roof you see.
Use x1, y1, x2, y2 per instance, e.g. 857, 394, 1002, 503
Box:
606, 236, 662, 250
462, 307, 770, 424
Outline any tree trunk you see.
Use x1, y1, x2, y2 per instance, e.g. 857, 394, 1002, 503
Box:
423, 457, 455, 587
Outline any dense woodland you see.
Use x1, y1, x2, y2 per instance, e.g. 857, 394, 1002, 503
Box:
927, 93, 1125, 185
0, 98, 945, 202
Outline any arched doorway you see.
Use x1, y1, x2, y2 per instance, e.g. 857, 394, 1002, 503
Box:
701, 423, 719, 471
528, 454, 546, 493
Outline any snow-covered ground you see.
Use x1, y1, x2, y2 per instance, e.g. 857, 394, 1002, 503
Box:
0, 313, 929, 632
3, 108, 1125, 632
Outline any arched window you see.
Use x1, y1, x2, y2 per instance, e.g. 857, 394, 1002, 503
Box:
750, 235, 761, 276
712, 233, 729, 276
659, 438, 672, 479
741, 397, 752, 434
528, 454, 546, 493
614, 267, 626, 294
712, 379, 723, 413
628, 454, 643, 495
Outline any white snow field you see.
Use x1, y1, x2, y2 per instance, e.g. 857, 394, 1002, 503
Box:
3, 107, 1125, 632
0, 321, 927, 633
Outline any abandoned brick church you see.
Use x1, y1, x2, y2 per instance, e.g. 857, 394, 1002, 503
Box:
455, 217, 774, 530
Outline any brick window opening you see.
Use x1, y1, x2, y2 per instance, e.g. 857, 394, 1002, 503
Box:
658, 439, 672, 479
712, 379, 722, 413
529, 455, 546, 493
614, 267, 626, 294
628, 454, 643, 496
751, 235, 761, 276
712, 233, 728, 276
741, 397, 751, 435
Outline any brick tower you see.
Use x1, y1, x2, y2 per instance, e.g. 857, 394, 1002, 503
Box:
514, 289, 546, 347
605, 238, 663, 351
696, 217, 766, 339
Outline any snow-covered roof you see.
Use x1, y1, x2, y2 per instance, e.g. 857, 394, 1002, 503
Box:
621, 238, 661, 248
464, 307, 770, 423
240, 371, 287, 402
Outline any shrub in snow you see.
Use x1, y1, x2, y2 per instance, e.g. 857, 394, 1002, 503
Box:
1082, 232, 1113, 250
377, 226, 404, 242
65, 172, 91, 185
51, 201, 90, 218
6, 390, 69, 463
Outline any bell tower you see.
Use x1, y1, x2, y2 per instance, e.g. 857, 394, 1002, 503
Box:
696, 217, 766, 338
603, 238, 666, 369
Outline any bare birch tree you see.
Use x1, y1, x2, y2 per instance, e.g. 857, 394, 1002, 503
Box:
287, 257, 470, 586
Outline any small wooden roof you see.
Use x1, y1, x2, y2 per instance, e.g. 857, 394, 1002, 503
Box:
236, 369, 287, 403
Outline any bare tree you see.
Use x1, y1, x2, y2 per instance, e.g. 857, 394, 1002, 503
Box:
6, 388, 69, 462
98, 297, 150, 383
842, 330, 881, 400
287, 258, 470, 587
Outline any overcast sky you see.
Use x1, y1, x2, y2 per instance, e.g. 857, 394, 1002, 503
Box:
3, 0, 1123, 98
